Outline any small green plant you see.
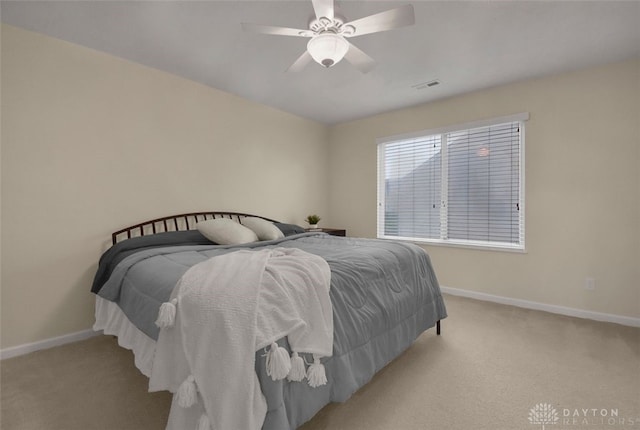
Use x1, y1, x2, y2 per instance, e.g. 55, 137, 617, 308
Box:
305, 214, 321, 225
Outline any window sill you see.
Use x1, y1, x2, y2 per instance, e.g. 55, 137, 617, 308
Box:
377, 236, 526, 253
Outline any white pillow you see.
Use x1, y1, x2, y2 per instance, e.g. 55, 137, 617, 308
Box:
241, 217, 285, 241
196, 218, 258, 245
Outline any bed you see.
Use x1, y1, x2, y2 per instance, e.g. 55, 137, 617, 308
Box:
91, 211, 447, 430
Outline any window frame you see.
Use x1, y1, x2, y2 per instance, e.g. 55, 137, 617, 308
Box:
377, 113, 528, 252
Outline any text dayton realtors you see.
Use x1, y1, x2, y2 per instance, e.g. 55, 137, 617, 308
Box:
561, 408, 637, 426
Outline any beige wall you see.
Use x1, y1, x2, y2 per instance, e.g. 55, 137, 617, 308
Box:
1, 25, 329, 349
328, 58, 640, 319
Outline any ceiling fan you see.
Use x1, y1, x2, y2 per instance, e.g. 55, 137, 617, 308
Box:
241, 0, 415, 73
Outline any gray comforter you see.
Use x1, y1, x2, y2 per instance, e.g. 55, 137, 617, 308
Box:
94, 232, 447, 430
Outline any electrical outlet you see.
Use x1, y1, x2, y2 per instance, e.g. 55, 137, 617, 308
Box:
585, 277, 596, 291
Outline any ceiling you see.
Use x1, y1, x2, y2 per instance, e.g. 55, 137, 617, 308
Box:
2, 1, 639, 125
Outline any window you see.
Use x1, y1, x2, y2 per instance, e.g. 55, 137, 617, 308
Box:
377, 113, 527, 251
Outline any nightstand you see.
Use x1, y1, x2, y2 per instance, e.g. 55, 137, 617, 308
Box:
305, 228, 346, 237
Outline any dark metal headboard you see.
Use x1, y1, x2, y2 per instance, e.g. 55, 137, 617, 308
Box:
111, 211, 279, 245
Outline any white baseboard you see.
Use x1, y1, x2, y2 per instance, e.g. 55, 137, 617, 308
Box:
1, 328, 103, 360
440, 286, 640, 328
3, 287, 637, 360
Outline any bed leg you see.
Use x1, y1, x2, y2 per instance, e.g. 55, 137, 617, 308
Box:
436, 320, 441, 336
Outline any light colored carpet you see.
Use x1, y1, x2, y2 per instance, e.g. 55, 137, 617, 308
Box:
2, 294, 639, 430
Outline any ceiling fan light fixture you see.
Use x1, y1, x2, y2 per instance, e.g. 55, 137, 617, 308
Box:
307, 33, 349, 68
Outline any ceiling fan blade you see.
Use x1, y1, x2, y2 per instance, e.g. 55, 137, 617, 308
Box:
344, 4, 415, 37
344, 42, 376, 74
286, 51, 313, 73
241, 22, 312, 37
312, 0, 334, 20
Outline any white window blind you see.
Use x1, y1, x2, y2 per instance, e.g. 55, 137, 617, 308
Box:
377, 114, 526, 251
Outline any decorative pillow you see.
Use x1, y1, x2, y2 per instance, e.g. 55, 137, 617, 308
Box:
273, 222, 306, 236
196, 218, 258, 245
241, 217, 285, 241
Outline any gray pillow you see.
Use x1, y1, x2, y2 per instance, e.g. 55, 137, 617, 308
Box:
196, 218, 258, 245
274, 222, 306, 236
241, 217, 285, 241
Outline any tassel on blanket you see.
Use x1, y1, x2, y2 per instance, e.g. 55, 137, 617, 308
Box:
196, 413, 211, 430
287, 352, 306, 382
155, 298, 178, 328
265, 342, 291, 381
176, 375, 198, 408
307, 354, 327, 388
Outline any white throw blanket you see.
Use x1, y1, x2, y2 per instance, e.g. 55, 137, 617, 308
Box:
149, 247, 333, 430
